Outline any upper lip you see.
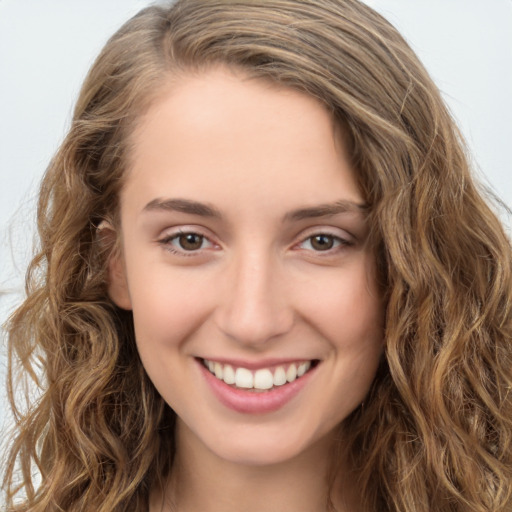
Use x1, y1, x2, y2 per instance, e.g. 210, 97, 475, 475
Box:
197, 357, 318, 370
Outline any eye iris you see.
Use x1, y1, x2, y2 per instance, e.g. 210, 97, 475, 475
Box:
179, 233, 203, 250
311, 235, 334, 251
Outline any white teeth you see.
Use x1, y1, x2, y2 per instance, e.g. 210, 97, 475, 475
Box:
286, 364, 297, 382
204, 359, 314, 390
235, 367, 253, 388
297, 361, 311, 377
223, 364, 235, 385
254, 369, 274, 390
273, 366, 287, 386
214, 362, 223, 380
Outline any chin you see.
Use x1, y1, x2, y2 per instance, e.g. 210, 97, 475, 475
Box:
191, 419, 333, 468
214, 440, 309, 467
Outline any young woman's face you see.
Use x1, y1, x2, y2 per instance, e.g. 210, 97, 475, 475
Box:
110, 67, 384, 466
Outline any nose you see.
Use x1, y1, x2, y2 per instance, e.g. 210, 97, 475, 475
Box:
214, 250, 294, 347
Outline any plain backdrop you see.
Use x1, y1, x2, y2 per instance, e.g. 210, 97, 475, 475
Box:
1, 0, 511, 449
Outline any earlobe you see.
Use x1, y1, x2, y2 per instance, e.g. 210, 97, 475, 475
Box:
98, 221, 133, 311
108, 250, 133, 310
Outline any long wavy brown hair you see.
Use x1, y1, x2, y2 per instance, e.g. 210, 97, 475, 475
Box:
3, 1, 512, 511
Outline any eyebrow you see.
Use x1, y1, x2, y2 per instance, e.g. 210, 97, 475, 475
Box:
142, 197, 367, 221
142, 198, 222, 218
284, 200, 368, 222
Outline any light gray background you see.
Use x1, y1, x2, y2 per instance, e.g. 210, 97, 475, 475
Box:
1, 0, 511, 454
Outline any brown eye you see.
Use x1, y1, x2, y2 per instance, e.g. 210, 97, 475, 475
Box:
159, 230, 216, 255
297, 232, 352, 254
178, 233, 204, 250
310, 234, 335, 251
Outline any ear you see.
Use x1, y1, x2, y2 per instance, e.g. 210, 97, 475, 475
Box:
97, 221, 133, 310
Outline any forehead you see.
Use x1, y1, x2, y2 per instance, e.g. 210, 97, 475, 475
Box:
122, 66, 362, 218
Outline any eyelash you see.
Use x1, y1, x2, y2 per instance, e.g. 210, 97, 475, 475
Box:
157, 230, 353, 256
158, 230, 216, 256
295, 233, 353, 253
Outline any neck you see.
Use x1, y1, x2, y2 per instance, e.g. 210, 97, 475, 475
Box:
152, 420, 361, 512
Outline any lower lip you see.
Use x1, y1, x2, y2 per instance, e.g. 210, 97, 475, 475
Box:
198, 361, 317, 414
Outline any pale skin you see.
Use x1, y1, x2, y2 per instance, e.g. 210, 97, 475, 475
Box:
107, 66, 384, 511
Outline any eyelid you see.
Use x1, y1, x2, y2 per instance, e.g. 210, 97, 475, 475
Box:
157, 225, 220, 255
293, 226, 355, 252
297, 225, 355, 242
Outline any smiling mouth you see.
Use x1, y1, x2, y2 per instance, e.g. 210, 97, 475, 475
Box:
201, 358, 319, 392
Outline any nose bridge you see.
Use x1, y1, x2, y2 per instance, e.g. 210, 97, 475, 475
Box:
215, 244, 293, 345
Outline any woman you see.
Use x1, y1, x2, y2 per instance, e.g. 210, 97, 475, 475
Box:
3, 1, 512, 511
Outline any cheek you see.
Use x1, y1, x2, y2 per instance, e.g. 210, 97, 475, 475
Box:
126, 266, 217, 404
313, 277, 384, 425
124, 255, 215, 350
297, 260, 384, 347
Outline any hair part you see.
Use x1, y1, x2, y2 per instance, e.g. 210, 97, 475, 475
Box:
4, 1, 512, 511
